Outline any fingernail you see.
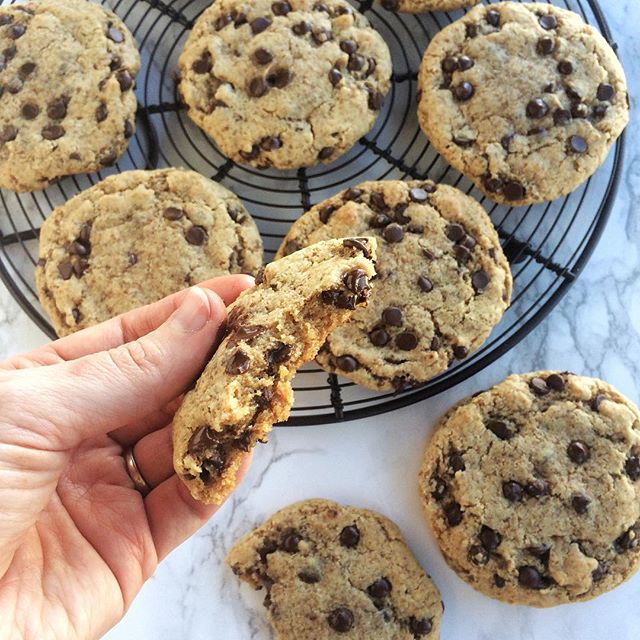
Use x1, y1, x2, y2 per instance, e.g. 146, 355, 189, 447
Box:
171, 287, 211, 333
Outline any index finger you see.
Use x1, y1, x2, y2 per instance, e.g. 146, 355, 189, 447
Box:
3, 274, 254, 369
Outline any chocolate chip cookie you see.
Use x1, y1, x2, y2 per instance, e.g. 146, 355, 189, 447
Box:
419, 371, 640, 607
36, 168, 262, 336
380, 0, 479, 13
172, 238, 377, 504
276, 180, 511, 391
0, 0, 140, 192
227, 499, 444, 639
178, 0, 392, 169
417, 3, 629, 205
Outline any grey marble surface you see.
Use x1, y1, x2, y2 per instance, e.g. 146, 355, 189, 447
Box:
1, 1, 640, 639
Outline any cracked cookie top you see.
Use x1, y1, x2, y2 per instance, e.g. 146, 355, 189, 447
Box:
417, 2, 629, 206
36, 168, 263, 336
420, 371, 640, 607
178, 0, 392, 169
227, 499, 443, 639
0, 0, 140, 192
276, 180, 512, 392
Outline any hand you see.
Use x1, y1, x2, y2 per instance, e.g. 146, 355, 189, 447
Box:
0, 276, 254, 640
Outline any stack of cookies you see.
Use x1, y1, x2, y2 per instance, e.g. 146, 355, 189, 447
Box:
0, 1, 631, 637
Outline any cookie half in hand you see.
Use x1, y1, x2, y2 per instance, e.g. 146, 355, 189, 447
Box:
172, 237, 377, 504
227, 499, 444, 639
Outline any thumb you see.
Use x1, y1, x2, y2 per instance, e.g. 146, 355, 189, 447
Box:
6, 287, 226, 449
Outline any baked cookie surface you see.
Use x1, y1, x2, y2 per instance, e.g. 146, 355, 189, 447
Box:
417, 2, 628, 205
179, 0, 392, 169
380, 0, 479, 13
276, 180, 511, 391
172, 238, 377, 504
0, 0, 140, 192
419, 371, 640, 606
227, 499, 444, 639
36, 168, 263, 336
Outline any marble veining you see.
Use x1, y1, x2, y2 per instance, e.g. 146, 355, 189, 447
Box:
0, 1, 639, 639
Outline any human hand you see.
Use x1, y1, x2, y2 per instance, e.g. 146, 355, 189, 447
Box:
0, 275, 254, 640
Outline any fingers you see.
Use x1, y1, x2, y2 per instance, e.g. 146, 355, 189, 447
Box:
109, 397, 182, 447
131, 424, 174, 489
145, 456, 252, 561
3, 275, 254, 368
3, 287, 225, 449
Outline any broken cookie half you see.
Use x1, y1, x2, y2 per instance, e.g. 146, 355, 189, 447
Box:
172, 237, 378, 504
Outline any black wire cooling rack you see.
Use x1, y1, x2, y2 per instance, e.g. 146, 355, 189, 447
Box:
0, 0, 625, 425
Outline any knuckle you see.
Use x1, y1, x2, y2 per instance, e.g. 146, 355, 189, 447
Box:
109, 339, 165, 379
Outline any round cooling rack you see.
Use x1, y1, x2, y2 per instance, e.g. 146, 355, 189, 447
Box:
0, 0, 625, 425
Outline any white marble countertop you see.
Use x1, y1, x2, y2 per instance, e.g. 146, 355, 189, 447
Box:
2, 1, 640, 639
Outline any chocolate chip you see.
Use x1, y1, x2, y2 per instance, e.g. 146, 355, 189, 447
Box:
251, 16, 272, 34
442, 56, 458, 73
226, 350, 251, 375
260, 136, 282, 151
70, 240, 89, 256
327, 607, 353, 633
272, 1, 292, 15
124, 120, 134, 138
21, 102, 39, 120
367, 577, 391, 599
625, 455, 640, 481
253, 48, 273, 65
18, 61, 35, 80
58, 262, 73, 280
312, 28, 332, 46
383, 223, 404, 243
339, 525, 360, 548
537, 37, 555, 55
553, 108, 571, 126
480, 525, 502, 552
486, 419, 513, 440
370, 213, 391, 228
336, 355, 359, 372
431, 475, 447, 501
526, 478, 550, 497
267, 343, 292, 370
471, 270, 490, 293
73, 259, 89, 277
529, 377, 550, 396
369, 328, 389, 347
3, 45, 16, 61
592, 564, 605, 582
466, 23, 478, 38
9, 24, 25, 39
572, 494, 590, 514
282, 531, 301, 553
396, 332, 418, 351
409, 617, 433, 636
107, 26, 124, 43
367, 88, 384, 110
486, 8, 500, 26
248, 76, 269, 98
567, 440, 590, 465
449, 453, 465, 472
539, 14, 558, 30
318, 146, 334, 160
46, 98, 67, 120
526, 98, 549, 119
518, 566, 549, 589
0, 15, 12, 26
128, 254, 137, 267
42, 125, 65, 140
571, 102, 589, 119
443, 502, 463, 527
117, 70, 133, 91
110, 55, 122, 71
503, 481, 524, 502
268, 67, 293, 89
188, 426, 219, 461
381, 0, 400, 9
469, 544, 489, 566
186, 226, 207, 246
503, 180, 525, 201
257, 539, 278, 562
340, 39, 357, 55
558, 60, 573, 75
71, 308, 81, 323
329, 67, 342, 86
458, 55, 474, 71
292, 20, 311, 35
567, 135, 588, 154
240, 144, 261, 161
591, 394, 606, 411
418, 275, 433, 293
615, 527, 638, 553
597, 83, 615, 101
348, 53, 365, 72
96, 103, 108, 123
298, 571, 319, 584
214, 14, 233, 30
593, 104, 608, 120
444, 225, 465, 244
494, 575, 506, 588
313, 2, 330, 11
342, 238, 372, 258
453, 345, 468, 360
343, 268, 368, 295
545, 373, 565, 391
192, 53, 212, 74
382, 306, 403, 327
453, 81, 474, 101
343, 188, 362, 202
163, 207, 184, 220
